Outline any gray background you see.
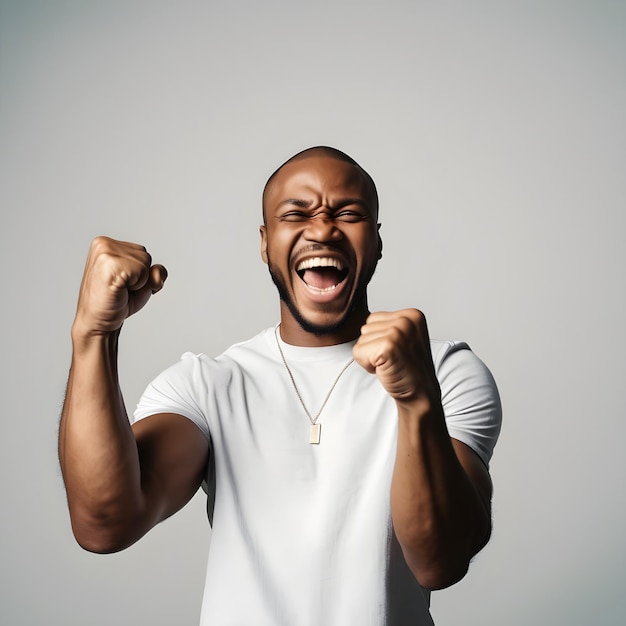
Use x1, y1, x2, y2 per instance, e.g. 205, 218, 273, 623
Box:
1, 1, 624, 624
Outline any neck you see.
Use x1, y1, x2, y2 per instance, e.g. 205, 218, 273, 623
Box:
278, 299, 370, 347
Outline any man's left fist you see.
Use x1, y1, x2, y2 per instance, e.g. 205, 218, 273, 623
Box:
353, 309, 441, 406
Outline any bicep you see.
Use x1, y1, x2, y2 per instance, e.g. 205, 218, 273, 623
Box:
451, 438, 493, 514
451, 438, 494, 556
133, 413, 210, 525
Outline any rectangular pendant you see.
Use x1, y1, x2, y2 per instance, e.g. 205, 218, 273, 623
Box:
309, 423, 321, 445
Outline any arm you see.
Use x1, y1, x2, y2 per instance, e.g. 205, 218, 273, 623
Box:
353, 309, 493, 590
59, 236, 208, 553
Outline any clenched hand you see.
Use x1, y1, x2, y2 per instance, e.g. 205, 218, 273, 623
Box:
353, 309, 441, 407
73, 236, 167, 337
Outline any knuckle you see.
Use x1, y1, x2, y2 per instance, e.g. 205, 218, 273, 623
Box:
91, 235, 111, 254
404, 308, 424, 323
399, 309, 425, 334
93, 255, 121, 286
393, 316, 413, 339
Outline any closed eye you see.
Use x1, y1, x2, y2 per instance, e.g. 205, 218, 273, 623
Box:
280, 210, 367, 223
334, 210, 369, 222
279, 211, 309, 222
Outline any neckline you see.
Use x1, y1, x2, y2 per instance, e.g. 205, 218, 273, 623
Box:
269, 325, 357, 363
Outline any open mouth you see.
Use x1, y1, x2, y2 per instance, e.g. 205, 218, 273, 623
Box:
296, 257, 349, 293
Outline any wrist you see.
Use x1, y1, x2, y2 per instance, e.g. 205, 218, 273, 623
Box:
395, 399, 450, 456
71, 321, 121, 354
396, 393, 446, 430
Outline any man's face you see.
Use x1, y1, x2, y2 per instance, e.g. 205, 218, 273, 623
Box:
260, 155, 381, 339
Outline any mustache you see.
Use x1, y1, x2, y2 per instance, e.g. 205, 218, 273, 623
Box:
291, 243, 346, 265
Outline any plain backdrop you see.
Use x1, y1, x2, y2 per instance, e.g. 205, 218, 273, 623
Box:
1, 1, 624, 624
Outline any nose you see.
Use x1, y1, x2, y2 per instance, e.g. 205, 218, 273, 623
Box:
303, 213, 343, 243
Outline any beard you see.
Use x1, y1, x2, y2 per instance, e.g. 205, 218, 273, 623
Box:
266, 255, 375, 336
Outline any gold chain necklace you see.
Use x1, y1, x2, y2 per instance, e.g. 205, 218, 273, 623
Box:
274, 324, 354, 444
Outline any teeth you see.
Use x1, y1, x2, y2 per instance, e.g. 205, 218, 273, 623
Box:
296, 257, 344, 272
307, 283, 338, 294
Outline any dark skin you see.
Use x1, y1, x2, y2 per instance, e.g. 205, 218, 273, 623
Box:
59, 150, 492, 589
59, 238, 208, 552
262, 152, 493, 587
260, 152, 381, 345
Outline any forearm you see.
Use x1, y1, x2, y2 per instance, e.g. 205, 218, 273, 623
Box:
390, 400, 491, 590
59, 329, 148, 552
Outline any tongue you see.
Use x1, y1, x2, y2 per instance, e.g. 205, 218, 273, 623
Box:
303, 268, 341, 289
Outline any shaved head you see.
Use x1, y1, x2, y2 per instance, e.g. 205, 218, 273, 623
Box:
262, 146, 378, 222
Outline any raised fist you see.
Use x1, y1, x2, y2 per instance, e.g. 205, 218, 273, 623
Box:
72, 236, 167, 338
353, 309, 441, 406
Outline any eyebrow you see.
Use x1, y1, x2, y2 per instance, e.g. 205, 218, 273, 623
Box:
277, 198, 369, 209
278, 199, 313, 209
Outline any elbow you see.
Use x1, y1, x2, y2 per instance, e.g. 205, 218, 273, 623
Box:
69, 511, 141, 554
72, 525, 131, 554
73, 530, 129, 555
399, 534, 473, 590
412, 557, 470, 591
403, 523, 492, 591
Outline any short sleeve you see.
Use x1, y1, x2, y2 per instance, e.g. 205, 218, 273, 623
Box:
432, 341, 502, 468
133, 352, 211, 442
134, 352, 218, 523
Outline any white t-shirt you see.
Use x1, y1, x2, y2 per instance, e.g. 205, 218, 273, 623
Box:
134, 328, 501, 625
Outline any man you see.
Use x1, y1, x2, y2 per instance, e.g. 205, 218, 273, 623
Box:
60, 147, 501, 625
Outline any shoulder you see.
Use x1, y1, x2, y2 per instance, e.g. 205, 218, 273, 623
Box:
136, 328, 275, 409
219, 327, 276, 363
156, 328, 274, 380
132, 331, 266, 429
430, 339, 470, 368
430, 340, 497, 396
430, 340, 502, 467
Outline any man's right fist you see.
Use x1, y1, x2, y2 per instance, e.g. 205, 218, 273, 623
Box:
72, 236, 167, 337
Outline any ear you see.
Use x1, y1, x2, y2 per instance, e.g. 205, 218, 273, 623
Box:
377, 223, 383, 259
260, 225, 268, 264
